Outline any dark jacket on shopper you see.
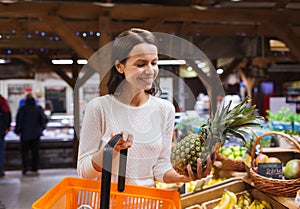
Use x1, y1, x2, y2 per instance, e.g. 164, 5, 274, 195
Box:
15, 95, 45, 141
0, 95, 11, 137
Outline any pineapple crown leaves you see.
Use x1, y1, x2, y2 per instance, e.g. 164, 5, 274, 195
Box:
208, 96, 264, 145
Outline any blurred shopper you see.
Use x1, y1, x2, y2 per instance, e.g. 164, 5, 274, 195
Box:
18, 87, 39, 108
0, 94, 11, 177
15, 93, 47, 176
18, 87, 32, 108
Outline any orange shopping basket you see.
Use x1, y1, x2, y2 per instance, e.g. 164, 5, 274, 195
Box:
32, 134, 181, 209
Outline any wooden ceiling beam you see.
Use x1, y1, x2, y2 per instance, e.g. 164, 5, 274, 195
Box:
0, 38, 69, 48
14, 55, 38, 65
275, 0, 290, 8
52, 66, 74, 87
0, 19, 260, 36
3, 19, 300, 38
0, 1, 299, 70
111, 5, 299, 24
42, 15, 95, 59
143, 17, 165, 31
220, 58, 244, 82
0, 2, 299, 24
0, 54, 74, 59
261, 20, 300, 61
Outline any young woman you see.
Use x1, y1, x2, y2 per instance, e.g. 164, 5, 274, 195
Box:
77, 28, 212, 187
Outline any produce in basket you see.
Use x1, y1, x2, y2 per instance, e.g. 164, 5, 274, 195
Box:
253, 150, 299, 180
255, 153, 269, 166
283, 159, 300, 179
216, 144, 248, 171
171, 96, 263, 176
220, 145, 247, 161
249, 131, 300, 197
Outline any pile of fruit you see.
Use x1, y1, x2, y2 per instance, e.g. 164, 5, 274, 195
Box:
220, 145, 248, 161
254, 153, 300, 179
212, 190, 272, 209
216, 144, 250, 171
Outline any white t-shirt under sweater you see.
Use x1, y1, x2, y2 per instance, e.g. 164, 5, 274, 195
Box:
77, 94, 175, 187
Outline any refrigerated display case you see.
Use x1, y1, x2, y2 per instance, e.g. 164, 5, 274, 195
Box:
5, 113, 75, 170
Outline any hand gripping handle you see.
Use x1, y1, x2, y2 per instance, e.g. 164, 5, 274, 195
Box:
100, 133, 128, 209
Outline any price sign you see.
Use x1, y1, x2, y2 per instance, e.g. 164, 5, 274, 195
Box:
258, 163, 283, 179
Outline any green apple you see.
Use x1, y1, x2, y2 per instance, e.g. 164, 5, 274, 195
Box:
221, 147, 233, 157
232, 145, 240, 152
227, 154, 235, 159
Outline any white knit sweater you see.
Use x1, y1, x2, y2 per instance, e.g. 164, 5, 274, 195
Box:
77, 94, 175, 187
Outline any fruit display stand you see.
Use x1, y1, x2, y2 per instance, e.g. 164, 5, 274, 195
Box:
180, 177, 296, 209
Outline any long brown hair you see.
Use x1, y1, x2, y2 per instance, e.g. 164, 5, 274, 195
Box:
107, 28, 161, 96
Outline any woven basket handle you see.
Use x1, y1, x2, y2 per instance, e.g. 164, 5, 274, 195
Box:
100, 133, 128, 209
250, 131, 300, 168
244, 127, 259, 138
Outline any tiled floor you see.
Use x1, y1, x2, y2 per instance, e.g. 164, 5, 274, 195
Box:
0, 168, 79, 209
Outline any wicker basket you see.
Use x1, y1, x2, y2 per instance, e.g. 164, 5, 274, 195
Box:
216, 128, 260, 172
216, 152, 245, 171
249, 131, 300, 197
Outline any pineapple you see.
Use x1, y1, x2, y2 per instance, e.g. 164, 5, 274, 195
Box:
171, 96, 264, 176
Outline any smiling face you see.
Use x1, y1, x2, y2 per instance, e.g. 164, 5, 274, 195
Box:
115, 43, 159, 93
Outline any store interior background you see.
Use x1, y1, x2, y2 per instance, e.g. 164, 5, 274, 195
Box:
0, 0, 300, 171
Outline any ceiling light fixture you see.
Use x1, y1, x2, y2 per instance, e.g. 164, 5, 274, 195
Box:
187, 66, 193, 71
216, 68, 224, 74
77, 59, 88, 65
197, 62, 207, 68
192, 5, 208, 10
52, 59, 73, 65
0, 0, 17, 3
93, 2, 115, 7
0, 58, 10, 64
0, 58, 6, 64
158, 60, 186, 65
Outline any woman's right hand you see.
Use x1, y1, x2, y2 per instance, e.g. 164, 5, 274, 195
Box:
111, 131, 133, 152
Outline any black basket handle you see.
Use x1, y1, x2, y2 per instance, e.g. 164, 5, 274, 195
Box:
100, 133, 128, 209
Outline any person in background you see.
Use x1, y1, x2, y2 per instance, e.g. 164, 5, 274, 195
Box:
77, 28, 213, 187
15, 93, 46, 176
18, 87, 32, 108
18, 87, 39, 108
0, 94, 12, 177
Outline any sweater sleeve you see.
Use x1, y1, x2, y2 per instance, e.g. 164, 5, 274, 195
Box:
77, 98, 103, 179
153, 101, 175, 182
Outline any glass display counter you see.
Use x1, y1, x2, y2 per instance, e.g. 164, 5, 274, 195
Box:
4, 114, 75, 170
